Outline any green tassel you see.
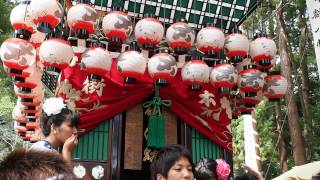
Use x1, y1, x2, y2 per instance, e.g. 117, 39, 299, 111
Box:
143, 82, 171, 148
147, 114, 165, 148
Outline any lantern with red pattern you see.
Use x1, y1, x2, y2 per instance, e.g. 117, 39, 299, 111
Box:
238, 64, 265, 93
249, 35, 277, 70
10, 3, 34, 40
135, 15, 164, 50
13, 103, 27, 137
29, 0, 63, 33
210, 63, 237, 94
240, 90, 263, 107
39, 39, 74, 75
238, 64, 264, 107
117, 42, 147, 83
224, 33, 249, 64
148, 49, 178, 86
81, 47, 112, 82
263, 74, 288, 100
102, 11, 132, 51
166, 21, 195, 55
181, 52, 210, 91
0, 38, 36, 76
67, 4, 97, 39
196, 25, 225, 57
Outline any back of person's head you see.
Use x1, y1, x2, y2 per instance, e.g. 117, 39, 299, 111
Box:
150, 144, 194, 180
195, 158, 218, 180
41, 97, 80, 136
0, 148, 75, 180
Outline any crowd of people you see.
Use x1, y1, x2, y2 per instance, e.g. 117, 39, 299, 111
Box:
1, 97, 318, 179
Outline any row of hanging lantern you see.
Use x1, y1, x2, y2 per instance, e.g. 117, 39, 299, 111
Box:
2, 0, 289, 141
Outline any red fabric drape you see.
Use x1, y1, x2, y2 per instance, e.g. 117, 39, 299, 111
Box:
59, 59, 232, 152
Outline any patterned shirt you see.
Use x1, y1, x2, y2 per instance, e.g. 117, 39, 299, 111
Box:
29, 140, 59, 154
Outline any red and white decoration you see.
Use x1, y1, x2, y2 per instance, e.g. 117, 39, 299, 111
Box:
39, 39, 74, 75
67, 4, 97, 38
210, 63, 237, 93
196, 26, 225, 55
166, 22, 195, 54
263, 74, 288, 100
117, 50, 147, 79
249, 37, 277, 69
29, 0, 63, 32
181, 60, 210, 90
148, 52, 177, 81
10, 4, 34, 36
0, 38, 36, 74
135, 17, 164, 49
224, 33, 249, 62
102, 11, 132, 42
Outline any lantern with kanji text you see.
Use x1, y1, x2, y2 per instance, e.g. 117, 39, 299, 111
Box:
210, 63, 237, 94
224, 33, 249, 64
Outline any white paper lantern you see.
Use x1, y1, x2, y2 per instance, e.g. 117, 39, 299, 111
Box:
210, 63, 237, 89
39, 39, 74, 74
81, 47, 112, 79
135, 17, 164, 49
148, 53, 177, 81
0, 38, 36, 73
117, 50, 147, 79
224, 33, 249, 62
166, 22, 195, 54
263, 74, 288, 100
249, 37, 277, 69
196, 26, 225, 56
181, 60, 210, 84
238, 67, 265, 93
29, 0, 63, 33
10, 4, 34, 39
67, 4, 97, 38
102, 11, 132, 42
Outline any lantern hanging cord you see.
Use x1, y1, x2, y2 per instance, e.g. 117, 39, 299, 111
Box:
142, 83, 171, 116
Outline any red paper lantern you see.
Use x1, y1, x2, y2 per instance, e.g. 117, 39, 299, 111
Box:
67, 4, 97, 39
10, 4, 35, 40
181, 60, 210, 91
263, 74, 288, 100
224, 33, 249, 63
39, 39, 74, 75
29, 0, 63, 33
249, 36, 277, 69
166, 22, 195, 55
0, 38, 36, 75
210, 63, 237, 94
117, 48, 147, 82
81, 47, 112, 81
196, 26, 224, 57
135, 17, 164, 49
102, 11, 132, 41
148, 51, 177, 85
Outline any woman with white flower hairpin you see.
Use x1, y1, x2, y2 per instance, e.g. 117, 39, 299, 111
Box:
30, 97, 80, 162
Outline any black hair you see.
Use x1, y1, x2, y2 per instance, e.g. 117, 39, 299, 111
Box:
150, 144, 194, 180
0, 148, 75, 180
234, 173, 259, 180
312, 172, 320, 180
41, 108, 80, 136
195, 158, 218, 180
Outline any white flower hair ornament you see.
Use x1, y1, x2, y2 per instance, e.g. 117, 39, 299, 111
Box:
42, 97, 67, 116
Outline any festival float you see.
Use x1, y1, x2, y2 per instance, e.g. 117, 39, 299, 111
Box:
0, 0, 288, 179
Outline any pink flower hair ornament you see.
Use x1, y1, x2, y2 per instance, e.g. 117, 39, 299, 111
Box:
216, 159, 231, 180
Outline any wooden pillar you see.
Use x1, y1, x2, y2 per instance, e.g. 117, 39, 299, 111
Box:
124, 104, 144, 170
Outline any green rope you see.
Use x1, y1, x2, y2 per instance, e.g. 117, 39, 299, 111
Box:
143, 83, 171, 148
